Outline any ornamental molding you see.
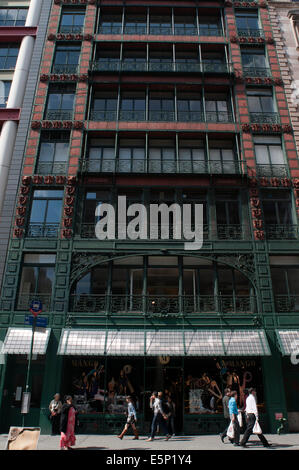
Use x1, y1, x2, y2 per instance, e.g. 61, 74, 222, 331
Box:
31, 121, 84, 130
40, 74, 88, 82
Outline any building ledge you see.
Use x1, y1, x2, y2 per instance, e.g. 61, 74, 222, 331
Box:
0, 26, 37, 42
0, 108, 21, 122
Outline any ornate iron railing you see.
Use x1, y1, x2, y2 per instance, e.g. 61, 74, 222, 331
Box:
275, 295, 299, 313
255, 164, 288, 177
243, 67, 271, 77
35, 162, 68, 175
123, 25, 147, 34
265, 225, 298, 240
69, 294, 256, 315
250, 112, 280, 124
27, 223, 60, 238
45, 109, 73, 120
237, 28, 264, 38
217, 224, 243, 240
98, 25, 122, 34
91, 60, 233, 74
81, 158, 245, 175
51, 64, 79, 74
90, 109, 234, 123
17, 293, 52, 311
198, 27, 223, 36
59, 25, 83, 34
97, 25, 223, 36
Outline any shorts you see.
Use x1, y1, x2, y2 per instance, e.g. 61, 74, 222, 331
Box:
126, 416, 136, 425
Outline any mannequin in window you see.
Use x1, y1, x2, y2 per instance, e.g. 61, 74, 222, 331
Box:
226, 370, 241, 402
201, 372, 223, 401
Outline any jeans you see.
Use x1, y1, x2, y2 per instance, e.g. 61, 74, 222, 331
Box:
232, 416, 240, 445
151, 413, 169, 438
167, 416, 175, 435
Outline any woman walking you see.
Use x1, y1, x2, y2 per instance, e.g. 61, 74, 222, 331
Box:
117, 396, 139, 440
60, 395, 78, 450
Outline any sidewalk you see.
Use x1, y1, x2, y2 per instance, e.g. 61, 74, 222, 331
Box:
0, 433, 298, 450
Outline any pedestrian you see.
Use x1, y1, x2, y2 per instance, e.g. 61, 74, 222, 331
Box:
146, 391, 171, 441
220, 388, 231, 442
228, 390, 240, 447
240, 388, 270, 448
49, 393, 62, 436
59, 395, 78, 450
117, 396, 139, 440
165, 395, 176, 436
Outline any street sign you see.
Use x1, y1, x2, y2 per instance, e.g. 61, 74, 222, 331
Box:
29, 300, 43, 316
25, 315, 48, 328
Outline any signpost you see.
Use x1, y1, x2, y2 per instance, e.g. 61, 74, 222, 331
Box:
22, 300, 43, 426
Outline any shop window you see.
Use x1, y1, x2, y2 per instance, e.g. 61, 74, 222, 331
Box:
52, 43, 81, 74
0, 8, 27, 26
27, 190, 64, 238
45, 84, 75, 120
254, 135, 286, 176
0, 44, 19, 70
17, 254, 56, 310
36, 131, 70, 174
59, 8, 85, 34
0, 80, 11, 107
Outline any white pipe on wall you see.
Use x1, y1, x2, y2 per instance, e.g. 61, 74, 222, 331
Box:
0, 0, 43, 219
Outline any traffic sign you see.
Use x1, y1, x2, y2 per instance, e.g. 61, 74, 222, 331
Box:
25, 315, 48, 328
29, 300, 43, 316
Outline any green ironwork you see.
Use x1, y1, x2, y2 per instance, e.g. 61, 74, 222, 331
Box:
265, 225, 298, 241
243, 67, 271, 78
44, 110, 73, 121
90, 109, 233, 123
237, 28, 264, 38
27, 223, 60, 238
275, 295, 299, 313
255, 164, 288, 177
250, 113, 280, 124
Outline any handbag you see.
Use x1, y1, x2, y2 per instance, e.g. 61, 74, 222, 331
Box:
237, 411, 243, 427
227, 420, 235, 439
253, 418, 262, 434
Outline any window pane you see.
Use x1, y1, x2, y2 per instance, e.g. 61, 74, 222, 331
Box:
30, 200, 47, 223
37, 267, 55, 293
45, 200, 63, 223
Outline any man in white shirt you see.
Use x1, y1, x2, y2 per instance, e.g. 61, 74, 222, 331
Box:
146, 391, 171, 441
240, 388, 270, 448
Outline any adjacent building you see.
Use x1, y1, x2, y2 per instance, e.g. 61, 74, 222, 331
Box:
0, 0, 299, 435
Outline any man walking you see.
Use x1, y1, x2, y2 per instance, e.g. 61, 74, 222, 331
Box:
228, 391, 240, 447
220, 388, 231, 443
146, 391, 171, 441
240, 388, 270, 448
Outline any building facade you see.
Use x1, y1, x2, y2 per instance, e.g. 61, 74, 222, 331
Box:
0, 0, 299, 435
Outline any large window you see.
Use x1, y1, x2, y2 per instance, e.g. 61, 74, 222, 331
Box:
254, 135, 286, 176
177, 92, 202, 121
28, 190, 64, 238
235, 10, 260, 36
271, 258, 299, 311
205, 93, 231, 122
241, 48, 269, 76
59, 9, 85, 33
247, 88, 277, 123
148, 138, 175, 173
124, 12, 147, 34
87, 138, 115, 172
0, 80, 11, 108
0, 8, 27, 26
36, 131, 70, 174
120, 91, 146, 120
216, 192, 242, 239
18, 254, 56, 310
261, 190, 294, 233
0, 45, 19, 70
149, 91, 174, 121
91, 91, 118, 121
52, 44, 81, 74
45, 85, 75, 120
209, 140, 237, 173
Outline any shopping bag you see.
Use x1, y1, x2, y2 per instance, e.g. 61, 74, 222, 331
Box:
253, 418, 262, 434
237, 411, 243, 427
227, 420, 235, 439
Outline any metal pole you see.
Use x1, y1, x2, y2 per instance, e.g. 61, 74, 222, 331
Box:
22, 317, 36, 426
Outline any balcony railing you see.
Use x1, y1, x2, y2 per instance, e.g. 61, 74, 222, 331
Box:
69, 294, 256, 315
255, 164, 288, 178
265, 225, 298, 240
275, 295, 299, 313
35, 162, 68, 175
51, 64, 79, 74
90, 109, 233, 123
243, 67, 271, 77
91, 60, 233, 74
250, 112, 280, 124
237, 28, 264, 38
81, 158, 245, 175
78, 223, 247, 240
98, 25, 223, 36
44, 109, 73, 121
17, 293, 52, 311
27, 223, 60, 238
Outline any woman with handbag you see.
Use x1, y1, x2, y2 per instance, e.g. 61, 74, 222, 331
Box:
49, 393, 62, 436
240, 388, 270, 448
117, 396, 139, 440
59, 395, 78, 450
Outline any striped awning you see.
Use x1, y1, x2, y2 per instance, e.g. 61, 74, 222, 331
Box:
57, 328, 271, 356
2, 328, 51, 355
276, 330, 299, 355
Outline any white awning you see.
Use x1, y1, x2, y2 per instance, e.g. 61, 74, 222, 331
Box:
2, 328, 51, 355
276, 330, 299, 355
57, 328, 271, 356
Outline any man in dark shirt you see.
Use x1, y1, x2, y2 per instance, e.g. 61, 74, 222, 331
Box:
220, 388, 231, 443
